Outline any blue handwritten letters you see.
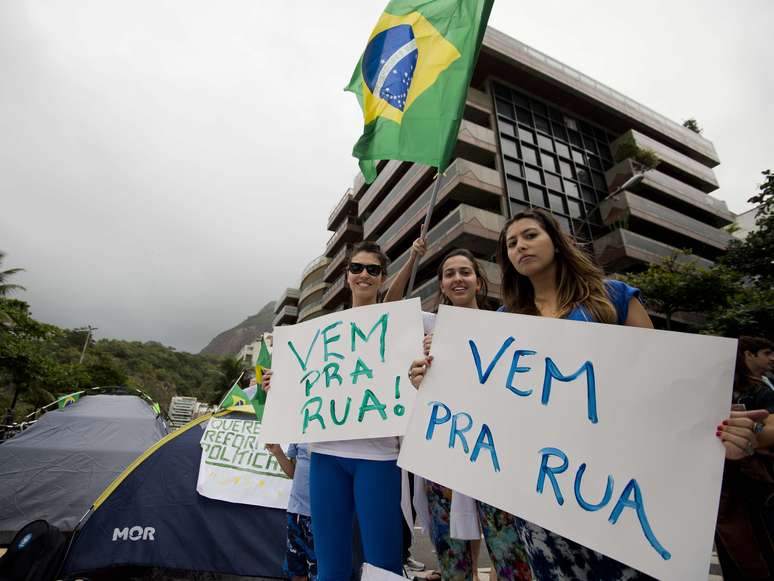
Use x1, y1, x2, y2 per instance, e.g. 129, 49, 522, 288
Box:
421, 334, 668, 562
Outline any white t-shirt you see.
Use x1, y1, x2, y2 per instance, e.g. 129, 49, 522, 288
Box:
311, 437, 400, 461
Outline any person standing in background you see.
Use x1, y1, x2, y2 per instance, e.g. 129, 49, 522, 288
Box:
266, 443, 317, 581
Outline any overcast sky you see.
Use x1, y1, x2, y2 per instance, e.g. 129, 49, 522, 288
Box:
2, 1, 772, 353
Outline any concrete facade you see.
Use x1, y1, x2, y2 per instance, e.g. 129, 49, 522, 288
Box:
273, 26, 732, 326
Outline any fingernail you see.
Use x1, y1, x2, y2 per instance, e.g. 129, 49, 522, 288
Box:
722, 420, 728, 426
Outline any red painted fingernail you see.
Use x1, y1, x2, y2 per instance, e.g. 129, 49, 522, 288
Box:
722, 420, 728, 425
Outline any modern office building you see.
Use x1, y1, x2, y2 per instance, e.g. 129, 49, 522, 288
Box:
274, 27, 733, 326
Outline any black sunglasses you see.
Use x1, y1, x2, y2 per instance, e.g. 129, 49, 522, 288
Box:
348, 262, 383, 276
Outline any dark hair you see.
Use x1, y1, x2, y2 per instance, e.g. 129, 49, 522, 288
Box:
496, 208, 616, 323
346, 241, 389, 276
435, 249, 491, 311
735, 336, 774, 391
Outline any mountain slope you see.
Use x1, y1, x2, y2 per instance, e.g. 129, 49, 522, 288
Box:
199, 301, 275, 357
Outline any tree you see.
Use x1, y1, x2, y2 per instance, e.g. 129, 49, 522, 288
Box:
704, 286, 774, 338
214, 357, 249, 403
617, 251, 739, 330
722, 169, 774, 288
682, 118, 703, 134
0, 252, 25, 297
0, 299, 63, 419
613, 137, 660, 172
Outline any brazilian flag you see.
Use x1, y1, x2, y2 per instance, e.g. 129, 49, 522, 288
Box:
254, 338, 272, 419
57, 391, 83, 410
219, 382, 264, 421
347, 0, 494, 183
219, 383, 251, 409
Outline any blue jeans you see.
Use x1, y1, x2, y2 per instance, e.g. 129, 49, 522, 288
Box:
310, 452, 402, 581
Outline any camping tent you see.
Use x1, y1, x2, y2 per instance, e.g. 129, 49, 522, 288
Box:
61, 409, 287, 579
0, 394, 168, 544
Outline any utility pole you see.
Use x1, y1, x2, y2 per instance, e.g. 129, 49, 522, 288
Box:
79, 325, 97, 364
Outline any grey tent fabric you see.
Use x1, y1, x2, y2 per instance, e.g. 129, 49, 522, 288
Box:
0, 394, 168, 543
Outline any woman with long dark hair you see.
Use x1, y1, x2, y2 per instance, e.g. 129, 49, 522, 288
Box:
488, 208, 765, 579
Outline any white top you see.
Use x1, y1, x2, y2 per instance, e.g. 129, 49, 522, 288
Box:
311, 437, 400, 461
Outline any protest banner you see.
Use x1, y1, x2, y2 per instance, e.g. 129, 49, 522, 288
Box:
398, 305, 736, 581
197, 415, 291, 509
260, 299, 423, 443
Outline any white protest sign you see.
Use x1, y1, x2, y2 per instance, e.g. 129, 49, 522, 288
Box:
398, 305, 735, 581
361, 564, 406, 581
197, 415, 291, 509
260, 299, 424, 443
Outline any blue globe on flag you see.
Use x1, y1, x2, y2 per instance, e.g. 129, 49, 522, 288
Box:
362, 24, 418, 112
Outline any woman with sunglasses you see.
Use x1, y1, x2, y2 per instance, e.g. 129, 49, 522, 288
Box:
264, 241, 406, 581
407, 249, 532, 581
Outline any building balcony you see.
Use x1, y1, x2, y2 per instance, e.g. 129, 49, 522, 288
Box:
363, 164, 435, 240
323, 243, 352, 283
358, 160, 406, 216
324, 216, 363, 257
275, 287, 300, 311
611, 130, 719, 193
321, 276, 350, 310
605, 160, 733, 227
376, 158, 504, 255
300, 255, 330, 289
593, 228, 714, 272
454, 118, 498, 169
272, 305, 298, 328
351, 160, 389, 202
383, 204, 505, 293
599, 191, 733, 255
298, 281, 331, 310
328, 188, 356, 231
481, 28, 719, 167
297, 300, 329, 324
464, 87, 493, 127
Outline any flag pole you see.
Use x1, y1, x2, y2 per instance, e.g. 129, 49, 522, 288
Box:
218, 370, 245, 408
406, 169, 443, 296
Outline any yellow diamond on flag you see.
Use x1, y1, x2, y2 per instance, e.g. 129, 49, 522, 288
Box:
361, 11, 460, 126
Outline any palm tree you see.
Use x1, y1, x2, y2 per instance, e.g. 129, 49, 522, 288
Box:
0, 251, 25, 297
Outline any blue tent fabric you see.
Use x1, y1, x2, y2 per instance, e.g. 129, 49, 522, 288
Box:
62, 412, 286, 578
0, 394, 168, 544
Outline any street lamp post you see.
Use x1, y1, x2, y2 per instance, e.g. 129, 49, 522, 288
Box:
79, 325, 97, 364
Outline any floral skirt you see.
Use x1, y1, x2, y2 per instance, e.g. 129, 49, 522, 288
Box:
425, 481, 533, 581
425, 480, 473, 581
478, 502, 532, 580
510, 518, 653, 581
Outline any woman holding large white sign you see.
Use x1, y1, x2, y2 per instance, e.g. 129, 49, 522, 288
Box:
410, 208, 764, 580
408, 249, 533, 581
265, 242, 406, 581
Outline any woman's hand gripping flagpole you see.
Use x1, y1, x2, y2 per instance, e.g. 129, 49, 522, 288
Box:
406, 170, 444, 296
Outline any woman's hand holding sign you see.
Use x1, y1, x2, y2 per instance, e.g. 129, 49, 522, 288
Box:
409, 355, 433, 390
262, 369, 273, 393
409, 333, 433, 390
718, 409, 768, 460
